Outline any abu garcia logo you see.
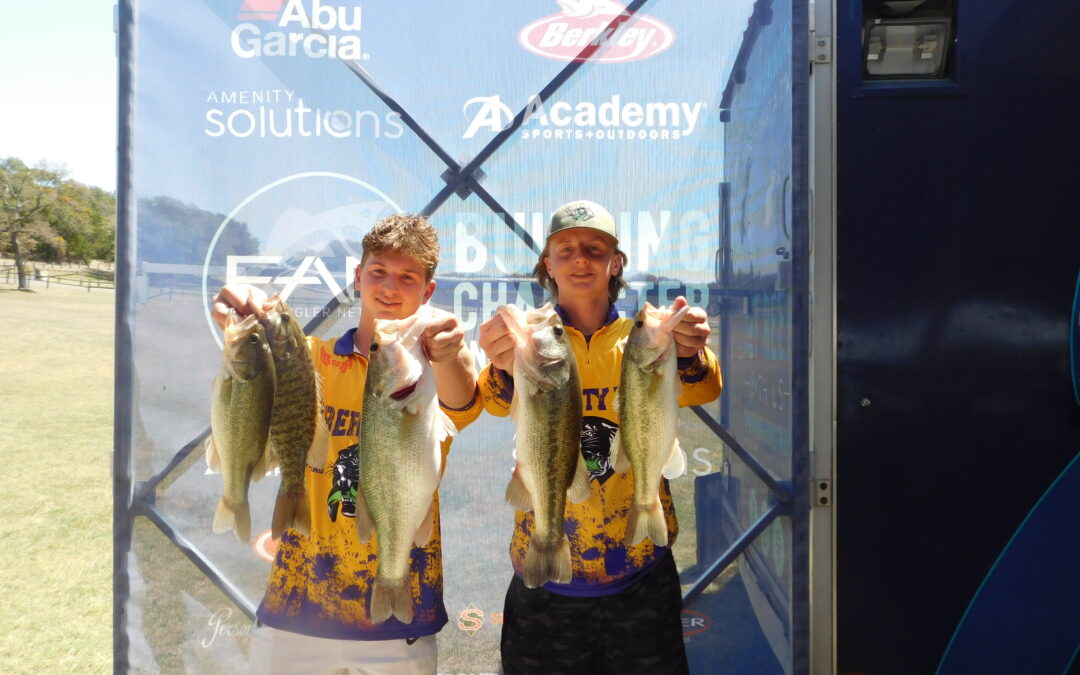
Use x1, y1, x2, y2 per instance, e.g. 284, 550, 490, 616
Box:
232, 0, 366, 60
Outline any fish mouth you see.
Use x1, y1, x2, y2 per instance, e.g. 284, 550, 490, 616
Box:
390, 380, 418, 401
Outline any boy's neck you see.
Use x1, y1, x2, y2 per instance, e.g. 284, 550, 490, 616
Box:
353, 316, 375, 356
557, 296, 612, 337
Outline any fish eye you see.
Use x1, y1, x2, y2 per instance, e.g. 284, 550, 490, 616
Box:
552, 326, 563, 337
370, 343, 379, 352
281, 315, 290, 324
248, 334, 259, 343
635, 320, 644, 328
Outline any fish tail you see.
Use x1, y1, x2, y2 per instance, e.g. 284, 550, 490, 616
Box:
624, 500, 667, 546
370, 579, 414, 624
213, 498, 251, 543
523, 536, 572, 588
271, 491, 309, 539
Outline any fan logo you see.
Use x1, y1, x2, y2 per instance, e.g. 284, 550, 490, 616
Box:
519, 0, 674, 63
232, 0, 367, 60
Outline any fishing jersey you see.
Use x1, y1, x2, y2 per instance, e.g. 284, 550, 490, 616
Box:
479, 304, 721, 597
257, 329, 481, 640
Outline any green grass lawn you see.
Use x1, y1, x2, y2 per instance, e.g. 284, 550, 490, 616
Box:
0, 282, 114, 673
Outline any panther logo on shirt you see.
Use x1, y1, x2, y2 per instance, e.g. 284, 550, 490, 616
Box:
581, 416, 618, 484
327, 444, 359, 521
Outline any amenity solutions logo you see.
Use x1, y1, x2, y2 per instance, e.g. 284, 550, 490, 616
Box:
519, 0, 674, 63
231, 0, 367, 60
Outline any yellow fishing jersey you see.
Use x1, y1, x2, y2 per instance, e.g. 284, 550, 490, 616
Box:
480, 304, 722, 595
257, 330, 481, 639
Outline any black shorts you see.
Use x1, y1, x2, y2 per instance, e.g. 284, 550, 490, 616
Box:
500, 550, 689, 675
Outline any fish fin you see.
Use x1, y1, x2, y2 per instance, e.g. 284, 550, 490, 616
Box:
271, 492, 306, 540
370, 579, 413, 624
624, 500, 668, 546
435, 409, 457, 444
413, 501, 436, 546
523, 536, 572, 588
504, 468, 533, 512
661, 438, 687, 479
567, 454, 592, 504
250, 440, 275, 483
204, 437, 221, 474
213, 498, 251, 544
610, 428, 630, 473
293, 493, 311, 537
306, 411, 331, 470
354, 486, 375, 543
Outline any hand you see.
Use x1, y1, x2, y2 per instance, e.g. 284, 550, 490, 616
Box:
670, 295, 710, 358
478, 312, 516, 373
422, 312, 467, 364
211, 284, 268, 330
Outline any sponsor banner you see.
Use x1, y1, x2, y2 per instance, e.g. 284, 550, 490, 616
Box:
124, 1, 795, 673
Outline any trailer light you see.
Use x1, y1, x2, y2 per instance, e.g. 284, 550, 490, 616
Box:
862, 18, 951, 79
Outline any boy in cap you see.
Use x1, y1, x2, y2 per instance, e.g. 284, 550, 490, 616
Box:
477, 200, 722, 674
212, 214, 480, 674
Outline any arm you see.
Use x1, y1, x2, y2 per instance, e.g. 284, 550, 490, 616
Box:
476, 313, 517, 417
670, 295, 723, 406
423, 312, 478, 411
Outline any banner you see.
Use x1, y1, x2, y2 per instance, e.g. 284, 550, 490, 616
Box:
117, 1, 807, 672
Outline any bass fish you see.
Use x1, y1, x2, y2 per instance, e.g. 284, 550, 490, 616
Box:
207, 311, 276, 543
355, 304, 457, 624
261, 296, 329, 540
612, 302, 690, 546
501, 303, 591, 589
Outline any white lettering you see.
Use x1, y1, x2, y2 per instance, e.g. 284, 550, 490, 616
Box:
455, 223, 487, 273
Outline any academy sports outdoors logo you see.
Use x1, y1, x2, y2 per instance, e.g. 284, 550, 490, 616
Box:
462, 93, 706, 141
519, 0, 674, 63
232, 0, 366, 60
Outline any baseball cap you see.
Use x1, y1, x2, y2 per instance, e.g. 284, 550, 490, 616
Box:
548, 200, 618, 243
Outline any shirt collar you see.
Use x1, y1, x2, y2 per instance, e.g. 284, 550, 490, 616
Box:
553, 303, 620, 333
335, 328, 361, 356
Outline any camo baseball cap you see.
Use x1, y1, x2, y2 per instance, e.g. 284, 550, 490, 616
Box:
548, 199, 618, 243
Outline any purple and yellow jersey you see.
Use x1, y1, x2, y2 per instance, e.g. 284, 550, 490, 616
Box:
479, 305, 722, 596
257, 329, 481, 640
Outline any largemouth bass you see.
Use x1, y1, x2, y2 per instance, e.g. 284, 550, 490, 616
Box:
612, 302, 690, 546
501, 303, 591, 589
355, 304, 457, 624
206, 311, 276, 543
261, 296, 329, 540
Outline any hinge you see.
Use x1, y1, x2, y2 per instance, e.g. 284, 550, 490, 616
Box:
811, 33, 832, 64
814, 479, 832, 507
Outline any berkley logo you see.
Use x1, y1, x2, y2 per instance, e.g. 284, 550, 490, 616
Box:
519, 0, 674, 63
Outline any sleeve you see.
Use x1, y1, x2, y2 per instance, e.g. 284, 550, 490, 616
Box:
440, 384, 483, 430
478, 362, 513, 418
677, 347, 722, 407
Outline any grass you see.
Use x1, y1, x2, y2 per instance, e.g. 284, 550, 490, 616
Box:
0, 282, 115, 673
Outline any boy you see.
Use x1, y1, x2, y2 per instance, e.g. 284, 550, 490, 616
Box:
212, 214, 480, 674
477, 200, 721, 674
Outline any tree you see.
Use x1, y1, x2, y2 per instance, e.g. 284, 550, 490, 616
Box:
0, 158, 65, 289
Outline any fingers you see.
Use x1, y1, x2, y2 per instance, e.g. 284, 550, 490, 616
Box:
423, 315, 466, 363
670, 296, 710, 357
211, 284, 268, 330
478, 314, 516, 373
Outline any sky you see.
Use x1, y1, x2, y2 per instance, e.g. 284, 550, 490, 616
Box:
0, 1, 118, 192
